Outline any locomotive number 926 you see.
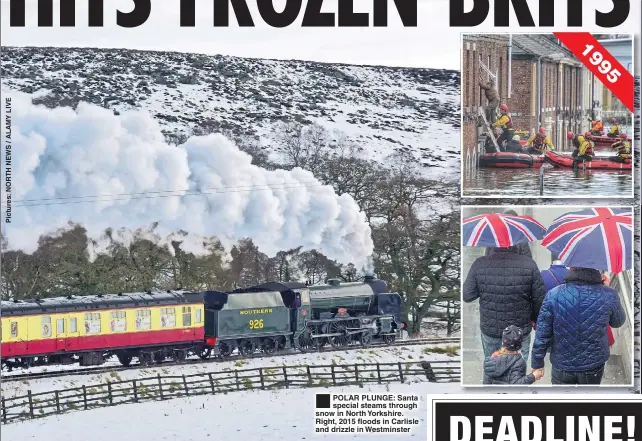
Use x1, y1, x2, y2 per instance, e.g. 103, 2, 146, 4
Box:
249, 319, 264, 329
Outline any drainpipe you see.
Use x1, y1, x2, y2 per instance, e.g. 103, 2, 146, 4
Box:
537, 56, 543, 128
555, 64, 560, 148
579, 68, 583, 133
508, 34, 512, 99
590, 74, 595, 121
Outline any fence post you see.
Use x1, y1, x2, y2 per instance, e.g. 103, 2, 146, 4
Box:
235, 371, 240, 391
376, 363, 382, 384
133, 380, 139, 403
208, 373, 216, 394
282, 366, 289, 388
182, 375, 189, 396
354, 364, 359, 383
398, 362, 404, 384
306, 365, 312, 385
107, 382, 113, 406
27, 390, 34, 418
82, 385, 88, 410
55, 391, 60, 413
2, 397, 7, 424
157, 374, 164, 400
331, 365, 336, 385
259, 368, 265, 389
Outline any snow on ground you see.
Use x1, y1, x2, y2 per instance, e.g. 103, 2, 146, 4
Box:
1, 343, 460, 398
4, 383, 458, 441
4, 381, 637, 441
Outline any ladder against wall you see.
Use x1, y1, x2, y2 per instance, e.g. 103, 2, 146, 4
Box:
478, 107, 501, 155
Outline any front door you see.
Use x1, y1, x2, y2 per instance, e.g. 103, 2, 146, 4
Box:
56, 318, 66, 351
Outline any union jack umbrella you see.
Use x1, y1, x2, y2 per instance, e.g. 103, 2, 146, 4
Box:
463, 213, 546, 247
541, 208, 633, 273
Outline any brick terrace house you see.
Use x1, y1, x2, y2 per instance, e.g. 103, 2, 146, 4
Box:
461, 34, 510, 165
462, 34, 592, 166
508, 35, 584, 152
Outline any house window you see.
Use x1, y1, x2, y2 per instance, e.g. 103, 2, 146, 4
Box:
42, 316, 52, 338
135, 309, 152, 331
182, 306, 192, 327
160, 307, 176, 328
70, 318, 77, 333
110, 311, 127, 332
84, 312, 101, 334
10, 321, 18, 338
195, 308, 202, 324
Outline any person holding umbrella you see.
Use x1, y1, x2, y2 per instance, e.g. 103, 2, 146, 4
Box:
530, 208, 630, 385
463, 212, 547, 367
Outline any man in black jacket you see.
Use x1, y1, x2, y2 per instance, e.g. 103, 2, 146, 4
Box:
464, 245, 546, 366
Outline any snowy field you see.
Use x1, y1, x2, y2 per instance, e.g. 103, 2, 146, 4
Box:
5, 381, 637, 441
1, 343, 460, 398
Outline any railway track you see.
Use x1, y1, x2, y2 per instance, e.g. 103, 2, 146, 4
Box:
2, 337, 460, 382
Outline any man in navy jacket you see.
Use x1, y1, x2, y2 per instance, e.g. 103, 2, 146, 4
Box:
530, 267, 627, 385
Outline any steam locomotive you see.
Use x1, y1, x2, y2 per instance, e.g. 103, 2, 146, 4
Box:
1, 277, 405, 369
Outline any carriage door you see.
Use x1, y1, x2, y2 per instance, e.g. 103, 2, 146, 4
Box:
55, 318, 66, 351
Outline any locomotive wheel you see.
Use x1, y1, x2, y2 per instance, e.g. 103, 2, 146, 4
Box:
218, 341, 233, 357
154, 352, 165, 364
312, 325, 326, 349
328, 322, 350, 348
359, 330, 373, 346
275, 335, 287, 350
198, 348, 212, 360
297, 331, 313, 352
238, 339, 256, 357
382, 334, 396, 344
117, 354, 133, 367
261, 337, 278, 355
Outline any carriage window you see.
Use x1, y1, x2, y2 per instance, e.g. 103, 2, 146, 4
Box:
84, 312, 101, 334
182, 306, 192, 326
70, 318, 77, 333
57, 318, 65, 334
160, 307, 176, 328
195, 308, 202, 324
110, 311, 127, 332
41, 316, 52, 338
135, 309, 151, 330
10, 321, 18, 338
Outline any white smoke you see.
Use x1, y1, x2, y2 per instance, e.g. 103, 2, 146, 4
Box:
1, 90, 374, 266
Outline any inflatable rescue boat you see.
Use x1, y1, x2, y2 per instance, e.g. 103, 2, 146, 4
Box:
478, 152, 545, 168
586, 134, 631, 145
544, 151, 632, 170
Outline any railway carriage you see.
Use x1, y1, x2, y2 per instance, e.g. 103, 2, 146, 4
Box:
1, 277, 405, 370
0, 291, 205, 370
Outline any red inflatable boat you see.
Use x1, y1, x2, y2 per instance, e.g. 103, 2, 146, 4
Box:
478, 152, 545, 168
544, 151, 632, 170
586, 134, 631, 145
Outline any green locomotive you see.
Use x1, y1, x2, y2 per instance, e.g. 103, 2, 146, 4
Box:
203, 277, 404, 356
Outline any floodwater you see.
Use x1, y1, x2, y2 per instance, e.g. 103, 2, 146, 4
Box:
463, 164, 633, 198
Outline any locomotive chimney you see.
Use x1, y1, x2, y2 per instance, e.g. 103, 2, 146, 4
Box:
327, 279, 341, 286
364, 275, 375, 282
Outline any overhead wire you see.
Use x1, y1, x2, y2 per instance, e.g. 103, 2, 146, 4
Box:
7, 180, 329, 209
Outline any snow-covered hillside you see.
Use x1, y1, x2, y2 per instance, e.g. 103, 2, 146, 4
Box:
1, 47, 460, 177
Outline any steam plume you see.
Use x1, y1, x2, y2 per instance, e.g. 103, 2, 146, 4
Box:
1, 90, 374, 266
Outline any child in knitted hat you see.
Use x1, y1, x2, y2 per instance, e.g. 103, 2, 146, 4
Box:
483, 325, 544, 385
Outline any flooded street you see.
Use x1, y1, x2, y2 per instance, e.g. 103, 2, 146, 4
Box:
463, 165, 633, 197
